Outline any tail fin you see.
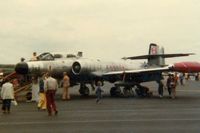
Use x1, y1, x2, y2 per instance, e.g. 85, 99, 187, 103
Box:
122, 43, 194, 67
149, 43, 158, 55
148, 43, 165, 66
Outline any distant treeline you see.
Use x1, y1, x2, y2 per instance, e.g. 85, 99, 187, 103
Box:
0, 64, 15, 75
0, 64, 15, 68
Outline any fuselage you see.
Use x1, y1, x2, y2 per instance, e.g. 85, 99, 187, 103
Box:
15, 52, 200, 87
15, 53, 144, 85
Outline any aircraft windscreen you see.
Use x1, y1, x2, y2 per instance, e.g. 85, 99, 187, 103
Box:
66, 54, 77, 58
37, 52, 54, 61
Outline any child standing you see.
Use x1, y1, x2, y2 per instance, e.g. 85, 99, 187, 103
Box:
96, 81, 104, 104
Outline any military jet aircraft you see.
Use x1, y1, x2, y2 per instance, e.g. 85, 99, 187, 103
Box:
15, 43, 195, 97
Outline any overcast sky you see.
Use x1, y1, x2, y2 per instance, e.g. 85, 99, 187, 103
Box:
0, 0, 200, 64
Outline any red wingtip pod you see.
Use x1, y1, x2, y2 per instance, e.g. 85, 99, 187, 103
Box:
173, 62, 200, 73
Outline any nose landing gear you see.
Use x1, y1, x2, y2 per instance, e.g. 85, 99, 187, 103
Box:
79, 84, 90, 96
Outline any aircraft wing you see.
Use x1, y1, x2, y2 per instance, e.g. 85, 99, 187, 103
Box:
91, 71, 105, 77
102, 66, 172, 83
103, 66, 171, 76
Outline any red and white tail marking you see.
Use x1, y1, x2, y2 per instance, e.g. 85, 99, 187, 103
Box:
150, 45, 158, 55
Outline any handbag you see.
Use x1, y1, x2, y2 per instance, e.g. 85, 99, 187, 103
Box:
11, 100, 18, 106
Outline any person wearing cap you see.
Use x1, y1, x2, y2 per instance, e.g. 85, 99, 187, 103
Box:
21, 57, 25, 62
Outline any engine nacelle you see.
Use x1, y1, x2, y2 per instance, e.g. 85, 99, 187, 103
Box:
71, 59, 103, 75
72, 61, 82, 75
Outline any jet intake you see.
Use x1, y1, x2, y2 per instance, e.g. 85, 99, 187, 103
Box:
72, 61, 81, 75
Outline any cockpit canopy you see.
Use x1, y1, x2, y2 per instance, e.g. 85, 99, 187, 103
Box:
37, 52, 54, 61
35, 52, 82, 61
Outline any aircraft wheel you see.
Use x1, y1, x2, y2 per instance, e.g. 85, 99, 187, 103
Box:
26, 92, 32, 101
79, 86, 90, 96
135, 85, 150, 97
110, 87, 116, 97
110, 87, 122, 97
84, 87, 90, 96
123, 87, 134, 97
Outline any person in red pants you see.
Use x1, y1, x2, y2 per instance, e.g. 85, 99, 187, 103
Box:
44, 72, 58, 116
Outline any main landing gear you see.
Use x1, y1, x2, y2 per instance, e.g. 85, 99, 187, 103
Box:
78, 81, 103, 97
135, 85, 153, 97
110, 86, 134, 97
110, 84, 152, 97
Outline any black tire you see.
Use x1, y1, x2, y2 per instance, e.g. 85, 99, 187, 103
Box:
84, 87, 90, 96
79, 87, 90, 96
110, 87, 122, 97
110, 87, 117, 97
26, 92, 32, 101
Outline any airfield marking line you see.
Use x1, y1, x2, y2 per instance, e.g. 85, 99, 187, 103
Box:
177, 90, 200, 93
59, 109, 200, 113
1, 118, 200, 126
8, 108, 200, 114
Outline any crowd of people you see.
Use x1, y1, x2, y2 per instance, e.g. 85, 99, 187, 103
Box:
156, 72, 200, 99
156, 73, 183, 99
0, 69, 106, 115
0, 71, 68, 116
30, 72, 68, 116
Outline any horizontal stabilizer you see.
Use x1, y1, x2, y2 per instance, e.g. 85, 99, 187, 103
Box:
122, 53, 195, 60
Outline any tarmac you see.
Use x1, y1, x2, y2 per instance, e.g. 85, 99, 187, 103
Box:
1, 80, 200, 133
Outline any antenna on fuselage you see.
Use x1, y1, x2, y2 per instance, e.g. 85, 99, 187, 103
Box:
77, 51, 83, 57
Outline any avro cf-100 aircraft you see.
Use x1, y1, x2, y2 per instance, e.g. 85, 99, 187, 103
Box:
15, 43, 196, 97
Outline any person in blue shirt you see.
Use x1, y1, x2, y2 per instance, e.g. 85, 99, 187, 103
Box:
95, 81, 104, 104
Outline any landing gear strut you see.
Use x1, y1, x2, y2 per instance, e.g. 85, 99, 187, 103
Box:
110, 82, 153, 98
79, 84, 90, 96
123, 87, 134, 97
110, 85, 135, 97
135, 85, 152, 97
110, 87, 122, 97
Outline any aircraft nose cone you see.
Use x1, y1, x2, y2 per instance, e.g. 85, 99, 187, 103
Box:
15, 62, 29, 74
